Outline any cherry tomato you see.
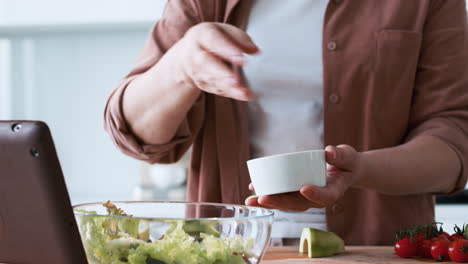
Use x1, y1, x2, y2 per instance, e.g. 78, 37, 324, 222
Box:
395, 237, 417, 258
413, 232, 425, 244
418, 238, 436, 258
448, 239, 468, 263
431, 238, 450, 261
451, 225, 467, 241
439, 232, 452, 241
452, 234, 467, 241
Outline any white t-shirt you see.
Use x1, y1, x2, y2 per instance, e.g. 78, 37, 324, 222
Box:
243, 0, 329, 238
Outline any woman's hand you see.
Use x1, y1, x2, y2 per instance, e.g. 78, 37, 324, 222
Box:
122, 22, 259, 145
245, 145, 364, 211
172, 22, 259, 101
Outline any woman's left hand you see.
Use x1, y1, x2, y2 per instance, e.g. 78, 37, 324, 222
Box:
245, 145, 364, 211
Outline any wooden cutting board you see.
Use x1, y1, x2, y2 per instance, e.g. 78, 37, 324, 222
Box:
262, 246, 450, 263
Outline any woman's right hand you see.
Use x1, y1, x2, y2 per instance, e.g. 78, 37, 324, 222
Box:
171, 22, 259, 101
121, 22, 259, 145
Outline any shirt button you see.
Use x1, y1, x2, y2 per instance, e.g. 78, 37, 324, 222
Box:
329, 93, 340, 104
331, 203, 344, 215
327, 41, 337, 51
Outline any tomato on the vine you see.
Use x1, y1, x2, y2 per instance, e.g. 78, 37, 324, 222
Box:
453, 234, 467, 241
448, 239, 468, 263
451, 225, 467, 241
413, 232, 425, 243
418, 238, 437, 258
431, 238, 450, 261
438, 231, 452, 241
395, 237, 417, 258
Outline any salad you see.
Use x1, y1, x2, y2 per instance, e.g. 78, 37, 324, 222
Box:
75, 201, 255, 264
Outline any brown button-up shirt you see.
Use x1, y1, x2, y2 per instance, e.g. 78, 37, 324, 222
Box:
104, 0, 468, 245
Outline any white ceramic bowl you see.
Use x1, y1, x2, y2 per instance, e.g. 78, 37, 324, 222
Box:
247, 150, 326, 196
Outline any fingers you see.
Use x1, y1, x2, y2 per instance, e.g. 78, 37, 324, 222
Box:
245, 191, 317, 211
325, 144, 358, 172
259, 193, 322, 212
188, 23, 259, 66
245, 195, 275, 209
300, 171, 352, 207
246, 180, 347, 211
300, 185, 336, 208
189, 47, 253, 101
215, 23, 259, 54
246, 144, 359, 211
260, 194, 316, 212
299, 145, 360, 207
182, 22, 258, 101
246, 185, 345, 211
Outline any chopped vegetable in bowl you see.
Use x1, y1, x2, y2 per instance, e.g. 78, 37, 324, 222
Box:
75, 201, 271, 264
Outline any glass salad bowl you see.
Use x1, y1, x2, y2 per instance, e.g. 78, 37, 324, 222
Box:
74, 201, 274, 264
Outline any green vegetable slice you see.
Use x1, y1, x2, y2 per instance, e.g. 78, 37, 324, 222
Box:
299, 227, 345, 258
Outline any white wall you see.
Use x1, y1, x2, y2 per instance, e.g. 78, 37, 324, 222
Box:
0, 40, 11, 117
0, 1, 166, 204
0, 0, 165, 25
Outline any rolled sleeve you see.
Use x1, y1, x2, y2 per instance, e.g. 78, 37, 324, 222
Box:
406, 117, 468, 193
103, 0, 204, 164
104, 75, 204, 163
405, 0, 468, 193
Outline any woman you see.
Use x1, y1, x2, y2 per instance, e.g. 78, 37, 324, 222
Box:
104, 0, 468, 245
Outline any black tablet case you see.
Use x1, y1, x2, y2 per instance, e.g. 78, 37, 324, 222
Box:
0, 121, 87, 264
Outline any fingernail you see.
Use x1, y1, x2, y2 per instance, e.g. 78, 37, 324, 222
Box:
246, 39, 258, 49
247, 195, 258, 200
324, 146, 332, 159
301, 185, 313, 194
243, 89, 254, 100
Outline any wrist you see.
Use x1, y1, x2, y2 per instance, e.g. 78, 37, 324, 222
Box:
353, 151, 371, 188
157, 45, 201, 100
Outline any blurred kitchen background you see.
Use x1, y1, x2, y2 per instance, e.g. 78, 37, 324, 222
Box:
0, 0, 466, 229
0, 0, 189, 204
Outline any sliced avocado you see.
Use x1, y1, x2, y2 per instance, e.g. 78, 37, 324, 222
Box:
299, 227, 345, 258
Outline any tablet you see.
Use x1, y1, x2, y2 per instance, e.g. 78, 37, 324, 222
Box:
0, 121, 87, 264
